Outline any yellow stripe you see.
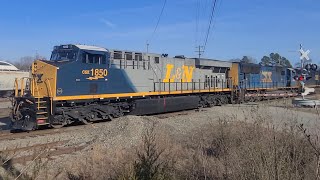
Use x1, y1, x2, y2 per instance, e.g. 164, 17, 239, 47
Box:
52, 84, 320, 101
53, 88, 232, 101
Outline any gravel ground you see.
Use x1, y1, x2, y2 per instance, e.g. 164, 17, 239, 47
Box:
0, 97, 320, 178
0, 98, 11, 109
0, 108, 10, 130
0, 98, 11, 130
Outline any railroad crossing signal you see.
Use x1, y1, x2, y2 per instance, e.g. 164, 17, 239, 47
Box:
299, 44, 310, 61
299, 49, 310, 61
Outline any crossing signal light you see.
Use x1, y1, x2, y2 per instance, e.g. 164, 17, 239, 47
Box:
305, 64, 318, 71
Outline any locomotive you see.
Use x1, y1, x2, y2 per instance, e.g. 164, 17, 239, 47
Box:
11, 44, 319, 130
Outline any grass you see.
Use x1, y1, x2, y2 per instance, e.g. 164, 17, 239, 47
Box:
1, 105, 320, 180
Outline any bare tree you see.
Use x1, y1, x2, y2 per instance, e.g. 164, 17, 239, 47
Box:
9, 55, 47, 71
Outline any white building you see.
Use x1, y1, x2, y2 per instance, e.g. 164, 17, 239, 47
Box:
0, 61, 19, 71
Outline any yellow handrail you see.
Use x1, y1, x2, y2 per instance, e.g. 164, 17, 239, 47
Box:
44, 78, 53, 97
31, 78, 34, 95
33, 78, 40, 98
45, 78, 53, 115
14, 78, 19, 97
20, 79, 25, 97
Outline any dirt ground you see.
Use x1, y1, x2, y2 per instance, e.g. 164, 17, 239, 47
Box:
0, 96, 320, 179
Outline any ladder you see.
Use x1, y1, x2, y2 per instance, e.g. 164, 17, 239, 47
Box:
33, 79, 53, 126
35, 97, 50, 125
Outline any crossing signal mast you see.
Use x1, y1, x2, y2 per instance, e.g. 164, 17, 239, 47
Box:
299, 44, 311, 69
298, 44, 317, 72
293, 44, 318, 96
195, 46, 204, 58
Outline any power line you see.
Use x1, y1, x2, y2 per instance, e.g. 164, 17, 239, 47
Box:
194, 0, 200, 46
148, 0, 167, 45
203, 0, 218, 51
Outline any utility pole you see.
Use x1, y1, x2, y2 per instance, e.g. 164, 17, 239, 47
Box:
195, 45, 204, 58
146, 41, 150, 53
299, 44, 303, 69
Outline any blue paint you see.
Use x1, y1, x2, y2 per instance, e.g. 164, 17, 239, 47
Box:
238, 62, 290, 89
54, 60, 137, 96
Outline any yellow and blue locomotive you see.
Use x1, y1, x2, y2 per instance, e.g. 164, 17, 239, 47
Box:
12, 44, 239, 130
11, 44, 319, 130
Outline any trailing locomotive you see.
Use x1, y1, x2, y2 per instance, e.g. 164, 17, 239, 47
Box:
10, 44, 318, 131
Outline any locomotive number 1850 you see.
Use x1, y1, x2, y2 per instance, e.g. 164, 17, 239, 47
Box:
82, 68, 108, 80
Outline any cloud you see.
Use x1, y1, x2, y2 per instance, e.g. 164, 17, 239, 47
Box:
100, 18, 116, 28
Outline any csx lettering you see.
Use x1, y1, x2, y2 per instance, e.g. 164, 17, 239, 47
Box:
82, 70, 90, 75
163, 64, 195, 82
82, 68, 108, 80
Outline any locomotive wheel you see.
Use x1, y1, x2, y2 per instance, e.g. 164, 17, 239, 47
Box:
81, 118, 93, 125
50, 115, 66, 129
51, 123, 64, 129
21, 114, 37, 131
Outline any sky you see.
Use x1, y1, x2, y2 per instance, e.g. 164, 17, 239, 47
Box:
0, 0, 319, 65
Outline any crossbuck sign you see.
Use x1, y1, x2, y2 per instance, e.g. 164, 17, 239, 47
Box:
300, 49, 310, 60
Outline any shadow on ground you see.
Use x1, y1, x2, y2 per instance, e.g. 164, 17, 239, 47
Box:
0, 116, 11, 130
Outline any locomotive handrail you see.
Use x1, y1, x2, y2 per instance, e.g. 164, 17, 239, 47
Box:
44, 78, 53, 98
14, 78, 18, 97
44, 78, 54, 114
14, 77, 34, 97
153, 77, 234, 93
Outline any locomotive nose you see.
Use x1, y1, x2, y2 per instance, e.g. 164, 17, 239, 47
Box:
11, 113, 37, 131
11, 98, 37, 131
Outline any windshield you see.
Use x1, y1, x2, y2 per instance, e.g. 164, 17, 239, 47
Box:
50, 50, 78, 61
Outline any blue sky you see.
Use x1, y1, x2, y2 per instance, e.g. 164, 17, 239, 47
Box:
0, 0, 319, 65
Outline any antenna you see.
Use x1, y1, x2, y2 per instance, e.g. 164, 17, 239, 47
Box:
195, 45, 204, 58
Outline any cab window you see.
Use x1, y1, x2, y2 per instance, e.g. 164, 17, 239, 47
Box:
82, 52, 107, 64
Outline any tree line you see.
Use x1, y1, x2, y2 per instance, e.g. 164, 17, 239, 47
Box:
1, 55, 46, 71
231, 52, 293, 67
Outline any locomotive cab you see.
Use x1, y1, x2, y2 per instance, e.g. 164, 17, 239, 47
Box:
11, 44, 110, 130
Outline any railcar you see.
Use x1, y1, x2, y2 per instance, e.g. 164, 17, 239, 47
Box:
0, 61, 29, 97
11, 44, 240, 130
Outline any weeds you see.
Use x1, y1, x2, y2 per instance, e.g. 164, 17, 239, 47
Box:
1, 108, 320, 180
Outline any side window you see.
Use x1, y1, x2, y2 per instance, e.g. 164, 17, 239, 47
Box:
101, 55, 106, 64
114, 51, 122, 59
135, 53, 142, 61
82, 53, 87, 63
154, 57, 159, 64
93, 55, 99, 64
125, 52, 132, 60
88, 54, 94, 64
82, 53, 107, 64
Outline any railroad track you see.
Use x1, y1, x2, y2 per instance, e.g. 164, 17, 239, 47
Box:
0, 94, 312, 141
0, 125, 89, 141
0, 139, 89, 165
